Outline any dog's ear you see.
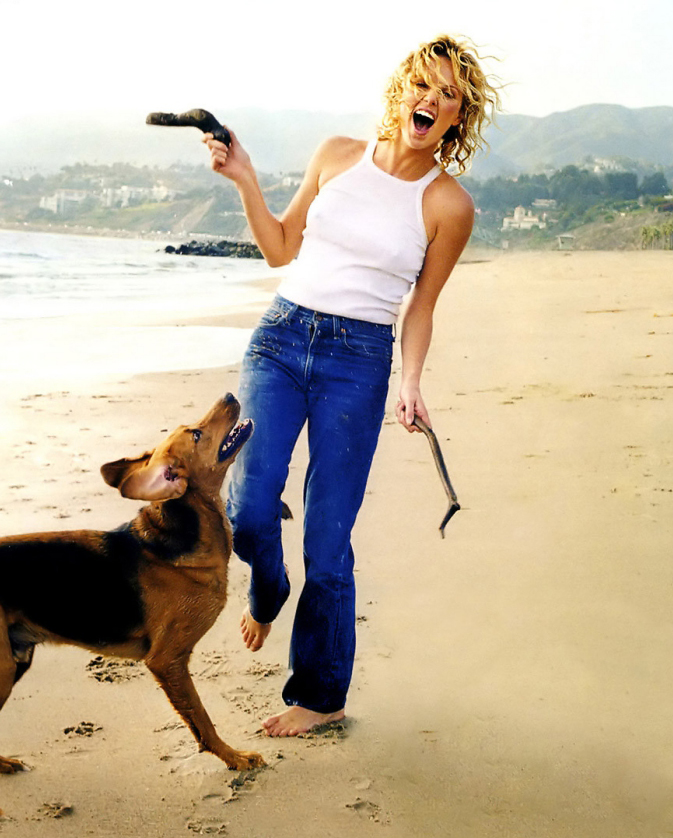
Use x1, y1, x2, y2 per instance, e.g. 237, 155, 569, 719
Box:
101, 453, 188, 501
101, 452, 152, 490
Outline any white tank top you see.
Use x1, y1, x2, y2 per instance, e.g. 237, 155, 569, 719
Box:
276, 140, 442, 325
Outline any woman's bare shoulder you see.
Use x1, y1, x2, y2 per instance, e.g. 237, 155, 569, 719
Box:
429, 171, 474, 209
425, 171, 474, 223
421, 172, 475, 245
312, 136, 368, 184
318, 135, 368, 156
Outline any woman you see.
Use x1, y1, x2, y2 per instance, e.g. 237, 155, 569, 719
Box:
205, 34, 499, 737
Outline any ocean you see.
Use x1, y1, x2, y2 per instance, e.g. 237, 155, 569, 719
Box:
0, 228, 280, 388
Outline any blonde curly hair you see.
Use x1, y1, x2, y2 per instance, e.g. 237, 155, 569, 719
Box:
379, 35, 501, 175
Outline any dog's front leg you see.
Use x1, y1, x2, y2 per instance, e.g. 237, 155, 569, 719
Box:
0, 611, 29, 773
144, 651, 265, 770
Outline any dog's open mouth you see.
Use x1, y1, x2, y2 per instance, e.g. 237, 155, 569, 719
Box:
218, 418, 254, 461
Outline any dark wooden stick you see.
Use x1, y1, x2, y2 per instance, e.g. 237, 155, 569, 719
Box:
412, 415, 461, 537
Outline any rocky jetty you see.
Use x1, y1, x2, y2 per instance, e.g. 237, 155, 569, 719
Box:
164, 240, 263, 258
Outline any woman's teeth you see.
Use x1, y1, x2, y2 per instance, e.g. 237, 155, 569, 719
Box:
413, 109, 435, 133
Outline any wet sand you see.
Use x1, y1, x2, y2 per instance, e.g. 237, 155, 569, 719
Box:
0, 250, 671, 836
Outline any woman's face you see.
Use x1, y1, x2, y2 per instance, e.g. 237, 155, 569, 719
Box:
398, 56, 463, 150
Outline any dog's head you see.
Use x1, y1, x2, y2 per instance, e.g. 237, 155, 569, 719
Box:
100, 393, 253, 501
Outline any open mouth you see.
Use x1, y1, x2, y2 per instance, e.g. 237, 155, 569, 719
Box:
218, 418, 254, 461
413, 109, 436, 135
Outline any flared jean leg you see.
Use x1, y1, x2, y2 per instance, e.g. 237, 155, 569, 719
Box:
227, 295, 393, 712
226, 346, 307, 625
282, 346, 391, 713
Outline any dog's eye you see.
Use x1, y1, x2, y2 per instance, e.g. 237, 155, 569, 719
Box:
191, 429, 202, 443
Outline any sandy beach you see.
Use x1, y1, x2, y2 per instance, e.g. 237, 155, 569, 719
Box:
0, 249, 671, 837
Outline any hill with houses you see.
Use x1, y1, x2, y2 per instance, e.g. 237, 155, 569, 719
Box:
1, 104, 672, 250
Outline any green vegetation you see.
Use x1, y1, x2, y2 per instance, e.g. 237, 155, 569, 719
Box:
1, 159, 672, 250
641, 221, 673, 250
463, 164, 672, 249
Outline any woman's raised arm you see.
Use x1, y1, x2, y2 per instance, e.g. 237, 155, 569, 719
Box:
204, 131, 336, 267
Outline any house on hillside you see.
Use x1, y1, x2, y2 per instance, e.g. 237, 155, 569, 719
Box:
102, 185, 177, 208
39, 189, 90, 214
281, 175, 303, 188
501, 206, 546, 231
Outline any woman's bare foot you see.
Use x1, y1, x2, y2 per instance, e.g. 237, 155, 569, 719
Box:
262, 706, 345, 737
240, 608, 272, 651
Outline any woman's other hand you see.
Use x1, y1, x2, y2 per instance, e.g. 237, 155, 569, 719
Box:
396, 384, 429, 433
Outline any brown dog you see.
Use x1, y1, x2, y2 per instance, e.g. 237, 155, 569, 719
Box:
0, 393, 264, 773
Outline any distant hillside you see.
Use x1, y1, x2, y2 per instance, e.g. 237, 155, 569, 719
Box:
479, 104, 673, 177
1, 104, 672, 179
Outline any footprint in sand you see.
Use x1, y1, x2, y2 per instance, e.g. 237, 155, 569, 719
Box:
221, 664, 288, 721
186, 819, 227, 835
159, 737, 199, 768
86, 656, 144, 683
187, 774, 263, 832
243, 661, 284, 680
63, 721, 102, 737
187, 794, 232, 834
345, 797, 389, 824
222, 684, 264, 717
193, 650, 231, 680
32, 802, 75, 820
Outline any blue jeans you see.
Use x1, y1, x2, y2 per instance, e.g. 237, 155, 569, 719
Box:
226, 295, 393, 713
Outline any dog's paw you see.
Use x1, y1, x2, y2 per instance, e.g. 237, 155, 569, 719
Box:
227, 750, 266, 771
0, 756, 27, 774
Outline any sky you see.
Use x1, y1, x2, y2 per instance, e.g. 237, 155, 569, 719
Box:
1, 0, 671, 129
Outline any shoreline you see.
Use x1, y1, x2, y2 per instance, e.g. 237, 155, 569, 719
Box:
0, 220, 188, 242
1, 221, 505, 258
